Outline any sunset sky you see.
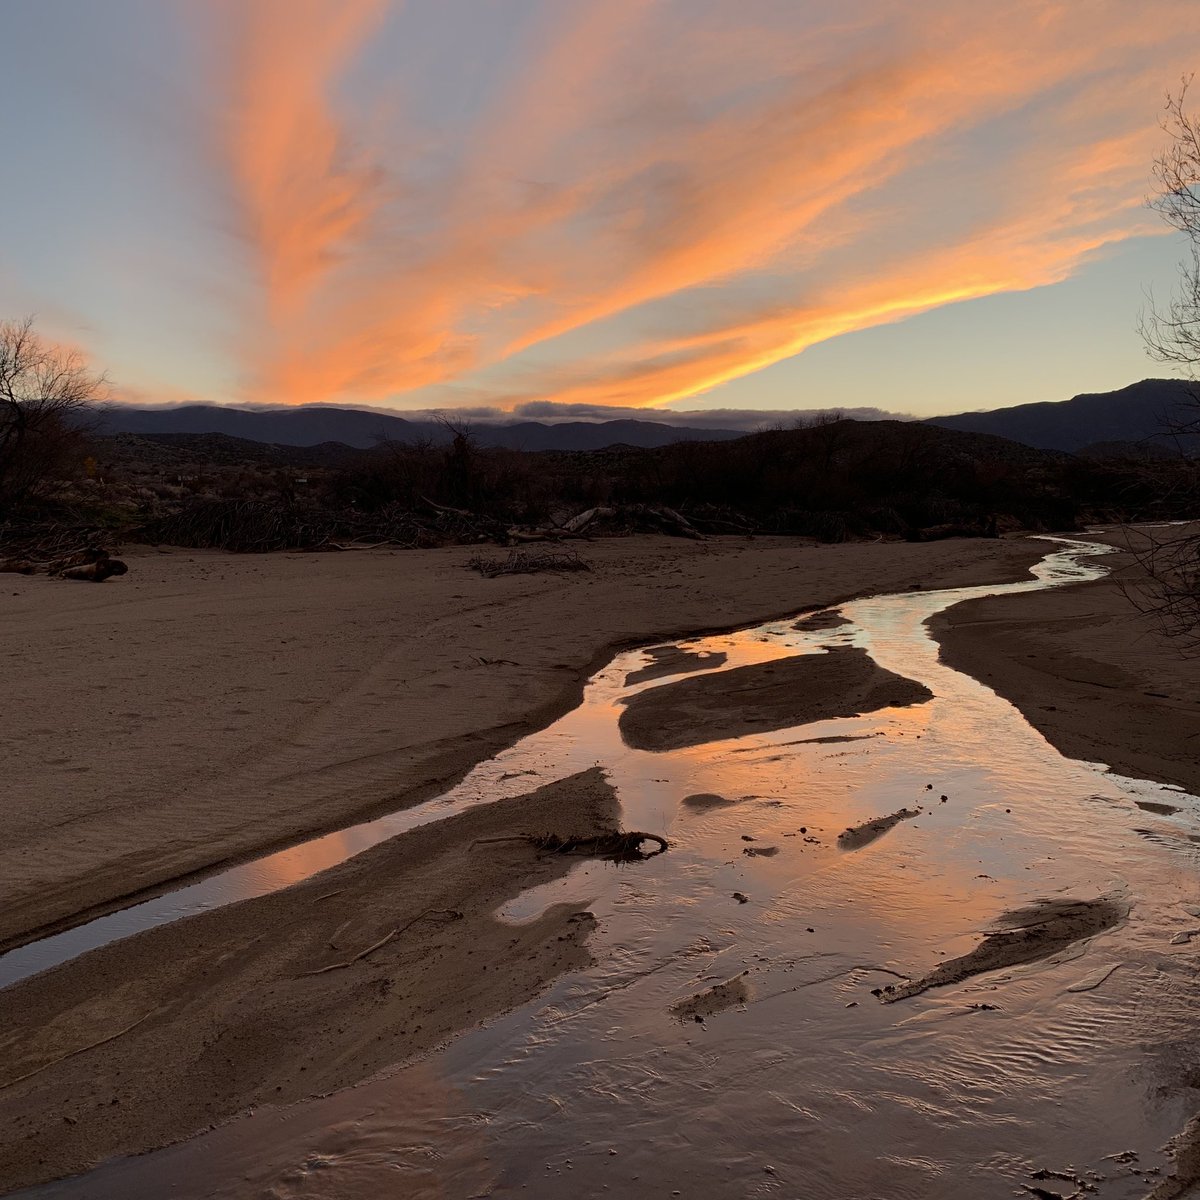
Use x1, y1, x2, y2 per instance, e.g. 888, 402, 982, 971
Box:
1, 0, 1198, 419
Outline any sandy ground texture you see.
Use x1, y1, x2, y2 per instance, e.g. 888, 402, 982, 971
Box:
872, 896, 1128, 1003
619, 645, 932, 751
933, 529, 1200, 797
0, 533, 1064, 1191
2, 534, 1046, 952
0, 769, 619, 1192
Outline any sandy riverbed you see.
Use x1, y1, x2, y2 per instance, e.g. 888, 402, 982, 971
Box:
934, 528, 1200, 796
3, 530, 1197, 1191
2, 534, 1044, 952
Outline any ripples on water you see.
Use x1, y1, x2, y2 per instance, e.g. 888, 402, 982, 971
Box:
14, 538, 1200, 1200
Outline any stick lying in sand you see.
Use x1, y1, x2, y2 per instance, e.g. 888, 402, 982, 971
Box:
301, 908, 463, 977
1, 1010, 155, 1091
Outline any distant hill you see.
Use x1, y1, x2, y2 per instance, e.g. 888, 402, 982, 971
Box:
95, 403, 746, 452
927, 379, 1200, 453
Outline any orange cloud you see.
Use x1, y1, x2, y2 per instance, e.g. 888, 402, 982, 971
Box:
208, 0, 1200, 410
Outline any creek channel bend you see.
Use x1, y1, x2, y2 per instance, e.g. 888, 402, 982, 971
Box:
10, 536, 1200, 1200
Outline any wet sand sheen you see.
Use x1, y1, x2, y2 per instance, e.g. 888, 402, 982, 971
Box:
872, 897, 1128, 1003
618, 645, 932, 751
0, 771, 623, 1191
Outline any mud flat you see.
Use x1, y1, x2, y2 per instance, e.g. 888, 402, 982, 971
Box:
624, 644, 727, 684
619, 646, 933, 751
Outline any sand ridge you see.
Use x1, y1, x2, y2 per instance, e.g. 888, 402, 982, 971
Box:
619, 645, 932, 752
0, 770, 622, 1191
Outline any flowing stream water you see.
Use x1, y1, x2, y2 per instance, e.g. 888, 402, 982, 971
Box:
9, 536, 1200, 1199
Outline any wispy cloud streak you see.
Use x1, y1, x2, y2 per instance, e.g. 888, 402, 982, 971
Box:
206, 0, 1200, 409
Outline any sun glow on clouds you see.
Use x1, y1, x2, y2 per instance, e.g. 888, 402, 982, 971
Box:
211, 0, 1200, 411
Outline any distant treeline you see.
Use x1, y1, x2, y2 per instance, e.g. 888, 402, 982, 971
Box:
5, 417, 1197, 554
325, 419, 1196, 542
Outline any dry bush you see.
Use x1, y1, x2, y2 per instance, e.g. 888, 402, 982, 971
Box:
467, 547, 591, 577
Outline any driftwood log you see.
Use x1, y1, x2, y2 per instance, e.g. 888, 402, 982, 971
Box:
61, 554, 128, 582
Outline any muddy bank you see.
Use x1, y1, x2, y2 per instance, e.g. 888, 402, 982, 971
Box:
1, 534, 1044, 951
670, 973, 749, 1021
0, 771, 621, 1193
838, 807, 920, 851
619, 646, 932, 752
933, 540, 1200, 796
873, 897, 1126, 1004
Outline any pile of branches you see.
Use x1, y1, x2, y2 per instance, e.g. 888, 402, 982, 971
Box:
468, 547, 591, 577
129, 498, 509, 553
507, 503, 703, 542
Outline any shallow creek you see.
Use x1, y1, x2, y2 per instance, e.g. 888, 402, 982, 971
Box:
11, 536, 1200, 1199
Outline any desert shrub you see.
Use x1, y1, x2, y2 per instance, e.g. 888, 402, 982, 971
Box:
467, 547, 591, 577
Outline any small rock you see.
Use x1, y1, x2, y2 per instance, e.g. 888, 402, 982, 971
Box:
732, 892, 749, 904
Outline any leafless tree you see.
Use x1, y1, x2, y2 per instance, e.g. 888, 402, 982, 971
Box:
0, 317, 107, 505
1128, 81, 1200, 647
1142, 79, 1200, 395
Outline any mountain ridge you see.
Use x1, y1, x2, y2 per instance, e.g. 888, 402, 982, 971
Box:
96, 404, 748, 452
926, 378, 1200, 452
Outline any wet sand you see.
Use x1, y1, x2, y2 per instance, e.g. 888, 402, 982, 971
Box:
619, 646, 932, 751
873, 896, 1128, 1003
837, 806, 920, 851
0, 770, 618, 1191
934, 531, 1200, 796
623, 644, 727, 685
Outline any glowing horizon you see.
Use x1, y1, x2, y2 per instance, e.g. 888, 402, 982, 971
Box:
0, 1, 1197, 417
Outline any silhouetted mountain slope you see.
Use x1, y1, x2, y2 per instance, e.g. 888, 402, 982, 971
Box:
96, 403, 746, 451
927, 379, 1200, 452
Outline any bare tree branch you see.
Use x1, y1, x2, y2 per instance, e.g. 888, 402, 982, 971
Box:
0, 317, 107, 504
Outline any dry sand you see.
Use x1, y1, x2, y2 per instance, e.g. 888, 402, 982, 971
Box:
618, 645, 932, 752
933, 530, 1200, 797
